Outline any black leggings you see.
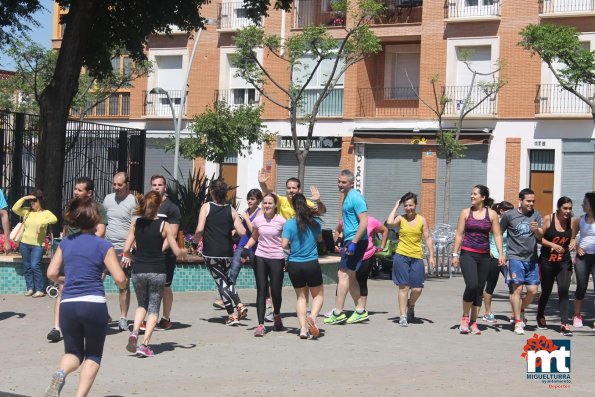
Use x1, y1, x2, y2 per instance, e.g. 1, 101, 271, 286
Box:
485, 257, 513, 295
253, 256, 285, 324
60, 301, 108, 365
537, 257, 572, 323
460, 250, 491, 306
204, 257, 241, 315
356, 258, 372, 296
575, 253, 595, 300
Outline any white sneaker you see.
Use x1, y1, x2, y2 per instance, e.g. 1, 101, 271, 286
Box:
514, 322, 525, 335
572, 315, 584, 328
398, 315, 408, 327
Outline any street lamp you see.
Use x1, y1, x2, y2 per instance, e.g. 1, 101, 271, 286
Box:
150, 18, 218, 182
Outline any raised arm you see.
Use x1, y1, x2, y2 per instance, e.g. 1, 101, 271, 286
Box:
386, 199, 402, 227
309, 185, 327, 215
258, 168, 273, 195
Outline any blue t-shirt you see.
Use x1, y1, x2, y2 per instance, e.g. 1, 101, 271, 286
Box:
282, 217, 322, 262
342, 189, 368, 242
60, 233, 112, 300
0, 189, 7, 209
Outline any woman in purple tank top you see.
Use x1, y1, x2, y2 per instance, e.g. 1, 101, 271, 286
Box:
452, 185, 504, 335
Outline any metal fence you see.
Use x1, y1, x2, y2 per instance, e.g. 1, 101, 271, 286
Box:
0, 111, 146, 224
296, 87, 344, 117
443, 85, 498, 116
537, 84, 594, 114
444, 0, 501, 19
358, 87, 420, 117
539, 0, 595, 14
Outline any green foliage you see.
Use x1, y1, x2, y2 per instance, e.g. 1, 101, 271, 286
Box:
164, 168, 211, 234
436, 130, 466, 161
0, 0, 42, 47
172, 100, 275, 165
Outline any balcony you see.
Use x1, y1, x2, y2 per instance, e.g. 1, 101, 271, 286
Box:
537, 84, 595, 115
358, 87, 419, 117
218, 2, 256, 31
143, 90, 186, 117
443, 85, 497, 116
444, 0, 501, 21
215, 88, 261, 108
294, 0, 346, 29
72, 93, 130, 118
539, 0, 595, 17
297, 88, 344, 117
369, 0, 423, 25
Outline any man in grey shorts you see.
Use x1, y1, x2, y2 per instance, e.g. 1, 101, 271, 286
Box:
103, 172, 137, 332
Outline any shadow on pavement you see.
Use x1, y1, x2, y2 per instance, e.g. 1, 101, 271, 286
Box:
0, 312, 26, 321
151, 342, 197, 355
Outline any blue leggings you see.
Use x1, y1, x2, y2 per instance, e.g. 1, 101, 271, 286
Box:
60, 301, 108, 365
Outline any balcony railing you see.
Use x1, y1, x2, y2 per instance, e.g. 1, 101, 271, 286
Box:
216, 88, 261, 108
143, 90, 187, 116
218, 2, 256, 30
443, 85, 498, 115
537, 84, 595, 114
358, 87, 419, 117
369, 0, 423, 25
294, 0, 346, 29
444, 0, 501, 19
71, 92, 130, 118
297, 87, 344, 117
539, 0, 595, 15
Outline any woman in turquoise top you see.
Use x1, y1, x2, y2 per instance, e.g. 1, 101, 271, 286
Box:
482, 201, 513, 322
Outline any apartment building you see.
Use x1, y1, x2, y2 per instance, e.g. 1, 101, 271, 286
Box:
52, 0, 595, 228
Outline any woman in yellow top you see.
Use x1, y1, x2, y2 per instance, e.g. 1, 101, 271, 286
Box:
387, 192, 435, 327
12, 190, 57, 297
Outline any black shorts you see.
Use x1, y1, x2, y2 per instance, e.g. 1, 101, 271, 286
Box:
165, 251, 176, 287
287, 259, 323, 289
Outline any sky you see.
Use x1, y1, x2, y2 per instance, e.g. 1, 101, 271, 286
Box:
0, 0, 54, 70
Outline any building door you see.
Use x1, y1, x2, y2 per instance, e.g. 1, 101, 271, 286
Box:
530, 150, 555, 216
221, 153, 238, 201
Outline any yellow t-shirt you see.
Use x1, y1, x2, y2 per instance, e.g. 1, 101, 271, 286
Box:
277, 195, 316, 220
12, 198, 58, 246
396, 214, 424, 259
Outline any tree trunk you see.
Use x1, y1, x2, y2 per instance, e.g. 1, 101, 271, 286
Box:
36, 1, 97, 231
297, 152, 306, 185
442, 157, 452, 224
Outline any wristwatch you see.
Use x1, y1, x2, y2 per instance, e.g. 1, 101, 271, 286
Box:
452, 252, 459, 257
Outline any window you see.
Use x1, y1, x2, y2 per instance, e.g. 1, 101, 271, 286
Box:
456, 45, 492, 85
384, 45, 420, 99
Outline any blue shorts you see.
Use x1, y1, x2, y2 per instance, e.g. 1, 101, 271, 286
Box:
506, 259, 540, 285
392, 253, 425, 288
339, 240, 367, 272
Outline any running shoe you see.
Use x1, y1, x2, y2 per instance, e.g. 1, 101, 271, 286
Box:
299, 331, 311, 340
254, 324, 266, 337
572, 315, 583, 328
46, 328, 61, 342
225, 315, 240, 326
266, 298, 273, 309
136, 344, 154, 357
482, 312, 496, 323
24, 289, 33, 296
156, 317, 172, 331
323, 311, 347, 325
237, 305, 248, 320
514, 321, 525, 335
398, 315, 408, 327
42, 370, 65, 397
265, 311, 274, 322
536, 316, 547, 330
560, 323, 573, 337
470, 322, 481, 335
273, 314, 284, 331
139, 321, 146, 331
459, 315, 470, 334
306, 315, 319, 337
126, 332, 138, 353
32, 291, 46, 298
347, 310, 369, 324
323, 310, 333, 318
407, 305, 415, 323
212, 298, 225, 309
118, 318, 129, 332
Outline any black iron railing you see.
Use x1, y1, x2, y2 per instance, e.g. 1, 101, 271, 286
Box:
369, 0, 423, 25
218, 2, 257, 30
358, 87, 419, 117
294, 0, 346, 28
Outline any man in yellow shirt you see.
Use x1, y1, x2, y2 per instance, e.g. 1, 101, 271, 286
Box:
258, 169, 326, 220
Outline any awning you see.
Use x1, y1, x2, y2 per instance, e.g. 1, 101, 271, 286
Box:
352, 128, 492, 145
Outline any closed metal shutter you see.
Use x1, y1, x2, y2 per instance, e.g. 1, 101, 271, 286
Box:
276, 151, 341, 228
364, 145, 422, 222
562, 140, 594, 214
144, 138, 194, 193
435, 145, 488, 226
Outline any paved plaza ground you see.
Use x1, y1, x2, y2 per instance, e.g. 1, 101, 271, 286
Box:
1, 274, 593, 397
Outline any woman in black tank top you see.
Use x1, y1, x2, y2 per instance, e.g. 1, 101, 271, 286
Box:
537, 197, 573, 336
195, 180, 248, 326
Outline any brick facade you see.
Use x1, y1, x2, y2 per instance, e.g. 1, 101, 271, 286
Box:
504, 138, 522, 204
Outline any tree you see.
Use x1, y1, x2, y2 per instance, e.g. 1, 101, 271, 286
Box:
410, 52, 506, 223
0, 0, 42, 48
519, 23, 595, 123
24, 0, 288, 227
170, 100, 275, 176
232, 0, 382, 182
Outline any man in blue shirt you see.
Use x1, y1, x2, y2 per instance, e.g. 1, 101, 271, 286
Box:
325, 170, 368, 325
0, 188, 13, 252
